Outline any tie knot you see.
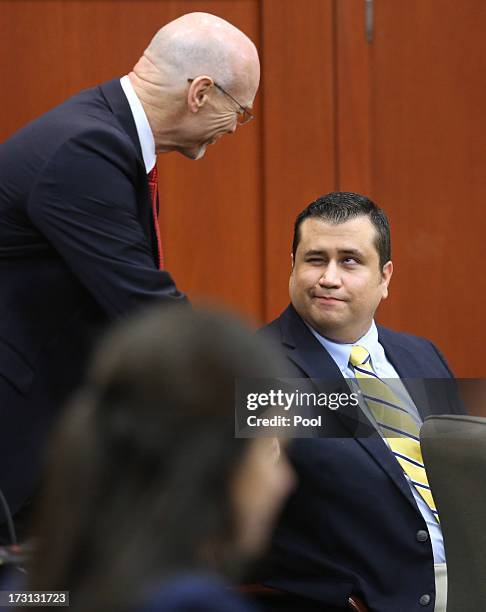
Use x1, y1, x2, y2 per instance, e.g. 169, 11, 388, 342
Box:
349, 345, 370, 367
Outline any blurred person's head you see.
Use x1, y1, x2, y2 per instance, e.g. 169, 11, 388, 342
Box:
26, 306, 292, 611
129, 12, 260, 160
290, 192, 393, 343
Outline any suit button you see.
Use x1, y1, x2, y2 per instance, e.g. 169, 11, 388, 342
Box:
416, 530, 429, 542
419, 594, 431, 606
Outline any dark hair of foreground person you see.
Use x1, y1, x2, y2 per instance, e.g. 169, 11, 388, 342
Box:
22, 305, 292, 612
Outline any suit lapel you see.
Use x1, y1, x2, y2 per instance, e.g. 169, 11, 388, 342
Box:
378, 330, 436, 420
99, 79, 160, 267
280, 306, 420, 513
99, 78, 144, 162
280, 306, 376, 435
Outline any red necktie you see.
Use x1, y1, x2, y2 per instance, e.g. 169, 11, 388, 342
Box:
147, 165, 164, 269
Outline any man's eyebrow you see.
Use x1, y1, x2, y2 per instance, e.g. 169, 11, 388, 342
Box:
304, 248, 365, 259
303, 248, 365, 257
338, 248, 364, 257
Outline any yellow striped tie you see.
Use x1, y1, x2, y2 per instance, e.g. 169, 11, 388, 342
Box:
349, 345, 439, 522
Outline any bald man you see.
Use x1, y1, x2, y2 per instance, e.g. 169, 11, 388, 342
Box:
0, 12, 260, 541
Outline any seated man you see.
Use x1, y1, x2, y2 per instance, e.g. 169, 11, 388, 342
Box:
256, 192, 464, 612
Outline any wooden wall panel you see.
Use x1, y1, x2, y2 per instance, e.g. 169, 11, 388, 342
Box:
3, 0, 484, 376
0, 0, 264, 324
260, 0, 336, 322
337, 0, 486, 376
335, 0, 371, 194
156, 1, 263, 323
0, 0, 164, 137
372, 0, 486, 377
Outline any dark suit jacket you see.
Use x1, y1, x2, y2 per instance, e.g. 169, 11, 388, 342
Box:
0, 79, 186, 521
256, 304, 464, 612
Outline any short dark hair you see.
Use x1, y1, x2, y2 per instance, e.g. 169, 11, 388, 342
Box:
292, 192, 391, 269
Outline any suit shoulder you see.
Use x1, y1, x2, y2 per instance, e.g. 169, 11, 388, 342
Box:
378, 325, 436, 350
36, 120, 141, 188
258, 305, 296, 342
257, 315, 282, 341
4, 85, 135, 160
378, 325, 454, 375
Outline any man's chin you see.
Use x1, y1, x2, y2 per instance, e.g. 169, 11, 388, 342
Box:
193, 145, 207, 161
180, 144, 208, 161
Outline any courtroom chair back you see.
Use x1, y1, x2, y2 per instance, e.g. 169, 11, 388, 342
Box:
421, 414, 486, 612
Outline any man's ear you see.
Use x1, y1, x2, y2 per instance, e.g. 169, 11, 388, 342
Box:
381, 261, 393, 299
187, 76, 213, 113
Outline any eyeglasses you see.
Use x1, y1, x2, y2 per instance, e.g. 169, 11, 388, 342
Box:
187, 78, 254, 125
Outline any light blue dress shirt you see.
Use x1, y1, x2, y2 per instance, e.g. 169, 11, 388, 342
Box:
308, 320, 445, 564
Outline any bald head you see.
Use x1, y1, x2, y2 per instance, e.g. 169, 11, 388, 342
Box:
143, 12, 259, 93
129, 12, 260, 159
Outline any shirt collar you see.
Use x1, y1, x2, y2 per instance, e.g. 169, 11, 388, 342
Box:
120, 75, 156, 173
307, 320, 380, 372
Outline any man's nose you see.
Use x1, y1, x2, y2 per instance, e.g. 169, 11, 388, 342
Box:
318, 262, 341, 287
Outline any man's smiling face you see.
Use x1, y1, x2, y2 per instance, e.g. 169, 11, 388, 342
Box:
289, 216, 393, 343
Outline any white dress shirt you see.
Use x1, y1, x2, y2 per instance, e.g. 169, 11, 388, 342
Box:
308, 320, 446, 564
120, 75, 156, 173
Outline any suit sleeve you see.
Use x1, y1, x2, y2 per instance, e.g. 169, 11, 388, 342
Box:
28, 130, 187, 317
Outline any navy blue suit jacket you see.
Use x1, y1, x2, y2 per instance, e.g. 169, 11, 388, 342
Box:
257, 304, 464, 612
0, 79, 186, 521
